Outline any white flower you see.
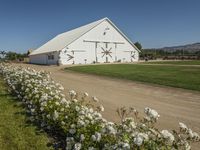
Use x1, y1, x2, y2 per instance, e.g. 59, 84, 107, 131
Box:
185, 141, 191, 150
55, 101, 60, 106
35, 94, 39, 98
92, 132, 101, 142
53, 110, 59, 120
144, 107, 160, 120
107, 125, 116, 135
69, 90, 76, 97
40, 107, 44, 111
30, 108, 35, 113
188, 128, 193, 138
61, 121, 65, 125
58, 85, 64, 91
122, 142, 130, 149
89, 108, 94, 113
134, 135, 143, 146
60, 98, 67, 104
92, 96, 99, 102
187, 128, 199, 141
72, 99, 78, 103
54, 95, 60, 100
133, 132, 148, 146
84, 92, 89, 97
46, 114, 51, 119
96, 132, 101, 142
75, 106, 80, 112
91, 135, 96, 141
77, 120, 85, 127
138, 133, 149, 141
80, 134, 85, 141
70, 124, 75, 128
74, 143, 81, 150
179, 122, 188, 131
99, 105, 104, 112
193, 132, 200, 141
123, 117, 136, 129
66, 137, 74, 142
161, 130, 174, 145
69, 129, 76, 134
41, 101, 47, 107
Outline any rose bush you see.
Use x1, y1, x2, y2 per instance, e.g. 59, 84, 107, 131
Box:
0, 63, 199, 150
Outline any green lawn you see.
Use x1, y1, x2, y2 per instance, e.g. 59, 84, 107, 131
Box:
66, 64, 200, 91
143, 60, 200, 65
0, 77, 52, 150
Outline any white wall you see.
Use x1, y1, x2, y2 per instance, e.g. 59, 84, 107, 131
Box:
30, 52, 59, 65
30, 54, 47, 64
59, 20, 139, 65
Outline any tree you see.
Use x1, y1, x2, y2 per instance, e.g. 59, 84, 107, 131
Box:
27, 49, 33, 56
5, 52, 18, 60
0, 51, 7, 59
134, 42, 142, 50
0, 51, 28, 61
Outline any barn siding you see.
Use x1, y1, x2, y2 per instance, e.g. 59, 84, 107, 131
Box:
30, 52, 59, 65
59, 20, 139, 65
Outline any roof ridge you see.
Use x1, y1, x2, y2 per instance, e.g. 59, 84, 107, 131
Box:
30, 17, 107, 55
58, 17, 106, 36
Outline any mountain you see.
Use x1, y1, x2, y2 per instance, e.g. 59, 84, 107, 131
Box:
157, 43, 200, 52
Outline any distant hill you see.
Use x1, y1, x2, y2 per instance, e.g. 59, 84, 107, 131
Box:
156, 43, 200, 52
141, 43, 200, 59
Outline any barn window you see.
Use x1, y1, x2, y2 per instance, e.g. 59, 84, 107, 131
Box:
48, 55, 54, 60
103, 27, 110, 35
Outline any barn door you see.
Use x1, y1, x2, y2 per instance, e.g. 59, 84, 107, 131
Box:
97, 43, 114, 63
64, 49, 86, 64
83, 40, 124, 63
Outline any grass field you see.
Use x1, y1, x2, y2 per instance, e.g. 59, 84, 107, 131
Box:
66, 64, 200, 91
143, 60, 200, 65
0, 77, 52, 150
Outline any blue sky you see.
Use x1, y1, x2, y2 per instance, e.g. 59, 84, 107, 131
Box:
0, 0, 200, 53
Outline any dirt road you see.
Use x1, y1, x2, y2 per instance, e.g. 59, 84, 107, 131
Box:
15, 63, 200, 148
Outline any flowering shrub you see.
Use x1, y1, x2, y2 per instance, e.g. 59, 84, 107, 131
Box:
0, 63, 199, 150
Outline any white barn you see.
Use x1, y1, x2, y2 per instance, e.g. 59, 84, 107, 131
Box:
29, 18, 140, 65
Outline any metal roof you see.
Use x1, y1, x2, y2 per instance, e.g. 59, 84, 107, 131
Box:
30, 17, 139, 56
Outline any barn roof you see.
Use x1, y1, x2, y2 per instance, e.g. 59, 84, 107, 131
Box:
30, 18, 139, 56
